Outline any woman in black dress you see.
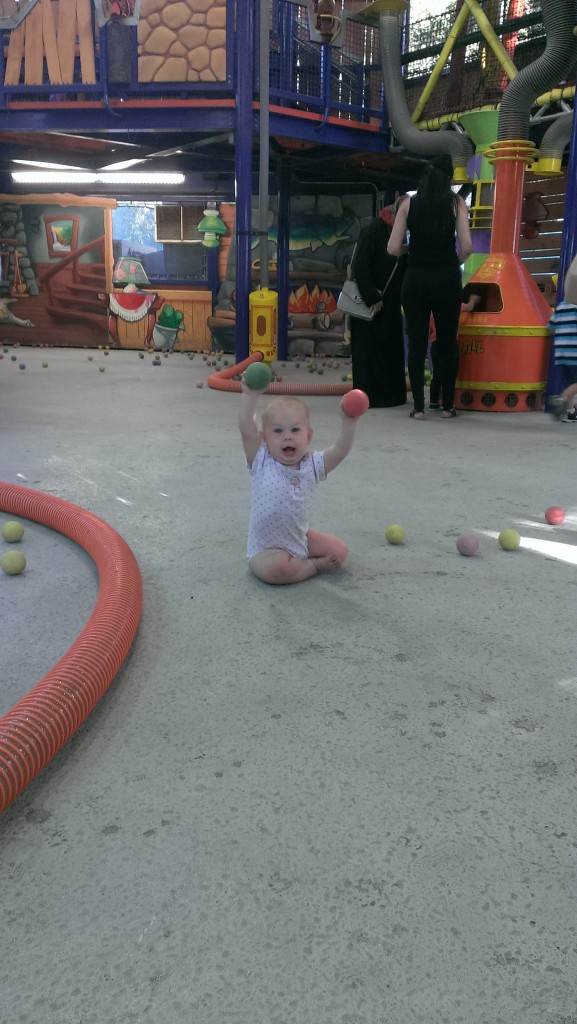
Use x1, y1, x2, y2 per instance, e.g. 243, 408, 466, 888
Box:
387, 154, 473, 419
349, 209, 407, 408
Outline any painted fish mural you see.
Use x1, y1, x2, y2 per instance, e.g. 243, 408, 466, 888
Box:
258, 214, 353, 253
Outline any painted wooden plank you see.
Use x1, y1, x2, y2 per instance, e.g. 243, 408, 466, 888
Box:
57, 0, 77, 84
24, 3, 45, 86
4, 22, 26, 86
42, 0, 63, 84
76, 0, 96, 84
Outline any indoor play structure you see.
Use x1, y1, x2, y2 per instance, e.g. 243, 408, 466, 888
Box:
1, 0, 577, 805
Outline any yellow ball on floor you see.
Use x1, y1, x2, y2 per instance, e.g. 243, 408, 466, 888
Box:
498, 529, 521, 551
1, 520, 24, 542
385, 524, 405, 545
1, 550, 26, 575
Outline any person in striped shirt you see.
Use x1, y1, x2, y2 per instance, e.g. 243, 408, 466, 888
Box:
548, 297, 577, 422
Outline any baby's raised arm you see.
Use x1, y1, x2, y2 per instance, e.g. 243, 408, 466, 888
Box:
322, 403, 360, 474
238, 380, 266, 465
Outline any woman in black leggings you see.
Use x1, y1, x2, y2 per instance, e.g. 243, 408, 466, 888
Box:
387, 154, 473, 419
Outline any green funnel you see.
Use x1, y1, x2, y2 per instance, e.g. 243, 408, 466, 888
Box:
459, 109, 499, 179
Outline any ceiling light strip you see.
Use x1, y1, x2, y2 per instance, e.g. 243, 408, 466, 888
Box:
11, 171, 185, 185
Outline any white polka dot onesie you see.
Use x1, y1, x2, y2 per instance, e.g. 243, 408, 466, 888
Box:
247, 443, 326, 559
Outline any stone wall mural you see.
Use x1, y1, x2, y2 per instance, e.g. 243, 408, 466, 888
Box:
138, 0, 227, 82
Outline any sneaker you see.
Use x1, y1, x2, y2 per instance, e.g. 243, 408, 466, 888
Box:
561, 409, 577, 423
549, 395, 566, 420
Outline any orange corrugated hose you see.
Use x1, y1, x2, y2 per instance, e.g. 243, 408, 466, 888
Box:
207, 352, 352, 395
0, 483, 142, 813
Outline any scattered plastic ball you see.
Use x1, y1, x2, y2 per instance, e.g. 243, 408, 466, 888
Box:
244, 361, 272, 389
138, 352, 144, 359
385, 524, 405, 545
342, 389, 369, 418
545, 506, 565, 525
498, 529, 521, 551
456, 533, 479, 556
88, 355, 93, 361
11, 355, 17, 361
196, 381, 204, 388
104, 350, 109, 356
99, 365, 105, 372
1, 520, 24, 542
18, 363, 26, 370
42, 362, 48, 368
0, 550, 26, 575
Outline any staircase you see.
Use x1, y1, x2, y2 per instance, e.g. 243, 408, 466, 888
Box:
45, 263, 108, 329
37, 235, 109, 331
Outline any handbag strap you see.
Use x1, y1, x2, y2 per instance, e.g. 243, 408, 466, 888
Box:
349, 240, 398, 299
380, 259, 399, 298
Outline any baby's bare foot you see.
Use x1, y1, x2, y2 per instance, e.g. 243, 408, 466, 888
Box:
313, 554, 342, 574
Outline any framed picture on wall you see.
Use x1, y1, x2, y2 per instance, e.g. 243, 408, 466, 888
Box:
44, 215, 79, 258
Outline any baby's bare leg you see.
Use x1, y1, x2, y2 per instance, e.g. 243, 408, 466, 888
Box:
249, 548, 320, 585
249, 532, 347, 585
307, 528, 348, 573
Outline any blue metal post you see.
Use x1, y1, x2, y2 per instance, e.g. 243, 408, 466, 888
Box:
545, 113, 577, 402
279, 0, 295, 96
234, 0, 255, 361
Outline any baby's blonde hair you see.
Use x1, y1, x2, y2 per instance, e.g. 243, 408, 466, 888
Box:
260, 396, 310, 429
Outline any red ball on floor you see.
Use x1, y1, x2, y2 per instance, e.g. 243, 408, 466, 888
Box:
544, 506, 565, 525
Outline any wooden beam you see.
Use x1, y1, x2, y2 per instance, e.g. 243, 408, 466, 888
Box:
24, 2, 44, 86
76, 0, 96, 84
42, 0, 63, 85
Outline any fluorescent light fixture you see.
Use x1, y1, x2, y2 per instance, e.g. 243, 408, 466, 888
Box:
11, 170, 185, 185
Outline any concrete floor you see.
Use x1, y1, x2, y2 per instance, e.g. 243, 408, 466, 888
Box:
1, 346, 576, 1024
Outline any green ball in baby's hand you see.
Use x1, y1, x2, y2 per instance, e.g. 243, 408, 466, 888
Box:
244, 361, 271, 390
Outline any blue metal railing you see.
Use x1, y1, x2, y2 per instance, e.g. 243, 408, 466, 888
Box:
0, 1, 546, 120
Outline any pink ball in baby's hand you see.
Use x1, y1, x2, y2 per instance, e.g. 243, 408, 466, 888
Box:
341, 389, 369, 418
544, 506, 565, 525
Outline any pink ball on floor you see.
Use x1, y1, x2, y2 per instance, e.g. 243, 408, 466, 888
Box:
341, 389, 369, 418
456, 533, 479, 556
544, 506, 565, 525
